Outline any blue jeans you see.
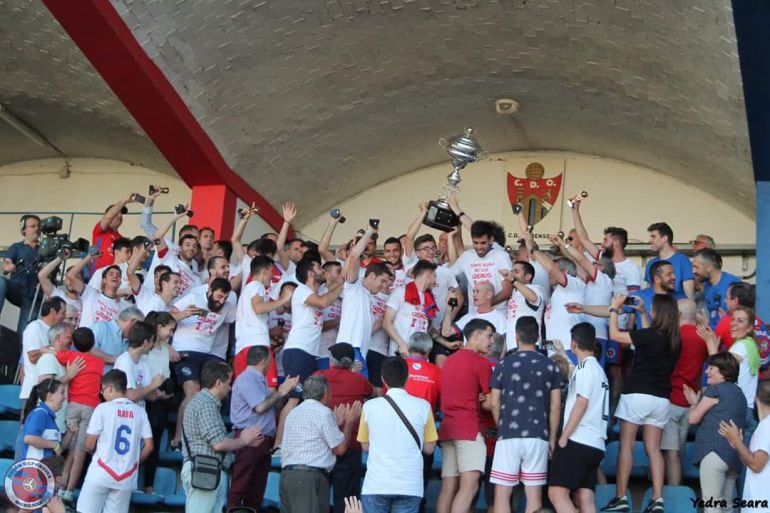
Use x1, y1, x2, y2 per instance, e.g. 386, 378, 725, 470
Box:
0, 276, 34, 334
362, 494, 422, 513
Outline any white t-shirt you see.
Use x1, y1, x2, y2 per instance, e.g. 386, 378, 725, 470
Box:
88, 262, 130, 295
369, 293, 390, 356
21, 319, 52, 399
730, 340, 759, 409
114, 352, 152, 408
51, 287, 82, 325
319, 286, 342, 357
505, 283, 545, 350
36, 353, 67, 432
386, 286, 431, 354
544, 274, 585, 347
389, 268, 408, 294
402, 257, 459, 330
455, 309, 507, 340
188, 284, 237, 360
743, 416, 770, 507
146, 345, 171, 380
336, 280, 373, 352
284, 283, 323, 356
268, 311, 292, 376
564, 356, 608, 450
235, 281, 271, 354
452, 247, 512, 315
583, 270, 613, 339
79, 286, 128, 328
134, 284, 169, 315
172, 287, 236, 354
159, 253, 203, 297
530, 259, 552, 303
613, 258, 642, 293
83, 397, 152, 490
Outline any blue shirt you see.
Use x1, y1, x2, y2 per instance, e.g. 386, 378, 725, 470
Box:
704, 272, 740, 329
628, 287, 669, 329
644, 253, 693, 300
20, 403, 61, 460
90, 320, 126, 373
4, 241, 39, 294
230, 367, 276, 435
693, 381, 747, 473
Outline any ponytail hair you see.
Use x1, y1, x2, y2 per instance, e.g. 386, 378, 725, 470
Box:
23, 378, 62, 421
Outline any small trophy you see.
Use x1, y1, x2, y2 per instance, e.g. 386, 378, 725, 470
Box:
330, 208, 346, 223
567, 191, 588, 209
423, 127, 485, 232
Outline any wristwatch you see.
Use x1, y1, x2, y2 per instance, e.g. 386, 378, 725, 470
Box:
609, 307, 619, 314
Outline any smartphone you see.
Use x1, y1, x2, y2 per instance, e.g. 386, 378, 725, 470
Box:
131, 193, 146, 203
196, 308, 209, 317
448, 298, 458, 308
623, 297, 636, 306
543, 340, 556, 352
142, 238, 154, 250
174, 204, 187, 215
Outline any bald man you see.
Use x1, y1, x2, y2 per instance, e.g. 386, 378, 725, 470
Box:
661, 299, 709, 485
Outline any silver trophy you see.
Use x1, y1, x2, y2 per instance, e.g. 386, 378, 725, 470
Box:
423, 127, 485, 231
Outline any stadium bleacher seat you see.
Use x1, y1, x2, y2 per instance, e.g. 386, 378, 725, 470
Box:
0, 420, 19, 452
639, 485, 697, 513
595, 484, 633, 512
601, 440, 650, 479
0, 385, 21, 417
263, 471, 281, 509
681, 442, 700, 481
131, 466, 177, 506
158, 429, 183, 463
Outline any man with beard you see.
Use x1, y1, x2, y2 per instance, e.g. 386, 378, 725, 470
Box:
628, 260, 676, 328
274, 255, 344, 451
169, 278, 236, 448
1, 214, 40, 333
156, 233, 205, 297
691, 248, 740, 329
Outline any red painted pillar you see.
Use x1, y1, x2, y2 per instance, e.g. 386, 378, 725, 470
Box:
189, 185, 237, 240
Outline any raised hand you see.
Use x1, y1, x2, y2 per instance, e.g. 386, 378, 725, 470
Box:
282, 202, 297, 223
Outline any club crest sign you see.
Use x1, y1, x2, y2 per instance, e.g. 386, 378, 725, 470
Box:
4, 458, 56, 510
506, 162, 563, 227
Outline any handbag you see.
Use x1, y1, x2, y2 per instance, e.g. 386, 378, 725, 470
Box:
383, 395, 421, 449
182, 423, 222, 491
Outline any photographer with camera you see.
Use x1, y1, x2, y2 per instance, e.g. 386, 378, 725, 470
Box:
92, 193, 143, 272
0, 214, 41, 333
37, 249, 84, 326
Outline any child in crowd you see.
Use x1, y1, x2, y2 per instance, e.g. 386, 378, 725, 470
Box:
53, 327, 105, 503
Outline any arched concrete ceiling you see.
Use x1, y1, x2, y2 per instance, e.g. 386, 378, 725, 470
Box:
2, 1, 754, 225
0, 0, 171, 173
108, 0, 752, 223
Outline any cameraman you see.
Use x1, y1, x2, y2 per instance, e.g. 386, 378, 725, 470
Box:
0, 214, 41, 333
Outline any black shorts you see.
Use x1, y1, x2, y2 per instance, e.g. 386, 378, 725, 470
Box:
172, 351, 224, 385
282, 348, 317, 398
547, 440, 604, 491
429, 340, 459, 361
366, 351, 387, 388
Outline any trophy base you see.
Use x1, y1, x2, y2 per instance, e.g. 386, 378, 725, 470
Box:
422, 200, 460, 232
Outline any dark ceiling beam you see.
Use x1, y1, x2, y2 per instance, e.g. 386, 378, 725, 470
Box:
41, 0, 284, 230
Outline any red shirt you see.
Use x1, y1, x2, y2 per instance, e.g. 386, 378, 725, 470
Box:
438, 349, 492, 441
669, 324, 709, 407
388, 357, 441, 412
91, 222, 122, 271
56, 350, 105, 408
314, 367, 373, 452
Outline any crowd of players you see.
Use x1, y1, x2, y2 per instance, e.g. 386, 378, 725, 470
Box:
1, 186, 769, 513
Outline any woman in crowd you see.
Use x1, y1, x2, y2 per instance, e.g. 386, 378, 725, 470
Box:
603, 294, 681, 513
142, 311, 177, 494
685, 352, 746, 513
19, 378, 66, 461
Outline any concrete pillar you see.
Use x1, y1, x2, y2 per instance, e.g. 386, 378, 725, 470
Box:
189, 185, 237, 241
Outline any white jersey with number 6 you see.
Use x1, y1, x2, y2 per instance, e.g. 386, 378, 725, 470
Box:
84, 397, 152, 490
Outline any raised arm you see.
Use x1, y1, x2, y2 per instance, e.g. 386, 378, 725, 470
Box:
231, 203, 258, 265
275, 202, 296, 271
550, 233, 595, 279
403, 203, 428, 259
500, 269, 538, 304
100, 192, 140, 231
524, 232, 564, 286
318, 211, 341, 263
66, 253, 97, 294
447, 226, 461, 266
570, 199, 600, 257
126, 244, 149, 294
345, 226, 376, 283
37, 253, 68, 298
447, 192, 473, 231
140, 187, 163, 237
152, 208, 189, 252
609, 295, 635, 345
305, 279, 344, 309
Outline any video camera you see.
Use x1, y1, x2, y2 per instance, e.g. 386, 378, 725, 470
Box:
37, 216, 90, 262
